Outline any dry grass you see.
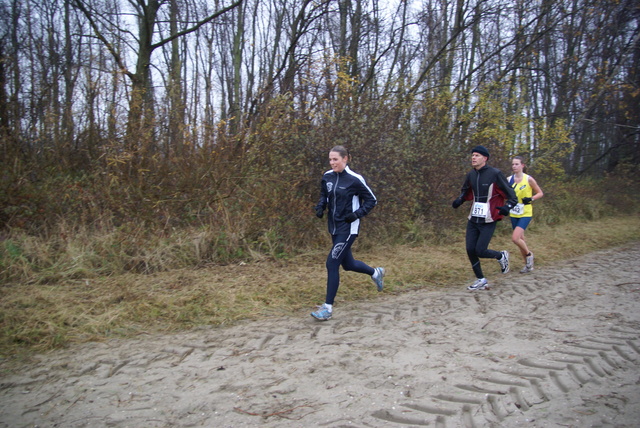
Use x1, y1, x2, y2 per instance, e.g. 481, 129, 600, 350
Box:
1, 214, 638, 360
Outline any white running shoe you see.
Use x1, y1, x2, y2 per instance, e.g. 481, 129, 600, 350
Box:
498, 251, 510, 274
372, 267, 385, 292
467, 278, 488, 291
520, 253, 534, 273
526, 252, 534, 271
311, 304, 332, 321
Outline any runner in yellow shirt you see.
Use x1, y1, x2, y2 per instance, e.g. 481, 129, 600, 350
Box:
507, 156, 544, 273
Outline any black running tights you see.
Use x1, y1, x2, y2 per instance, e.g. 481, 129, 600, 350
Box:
325, 234, 375, 305
465, 221, 502, 279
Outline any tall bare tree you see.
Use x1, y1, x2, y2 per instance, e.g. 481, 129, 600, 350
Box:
71, 0, 242, 163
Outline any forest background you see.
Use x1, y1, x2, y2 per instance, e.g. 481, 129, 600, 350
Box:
0, 0, 639, 352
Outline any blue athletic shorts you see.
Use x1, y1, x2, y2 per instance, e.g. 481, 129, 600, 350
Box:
511, 216, 532, 230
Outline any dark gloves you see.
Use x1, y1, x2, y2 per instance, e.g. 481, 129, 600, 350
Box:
345, 212, 358, 223
315, 207, 324, 218
522, 197, 532, 205
452, 198, 463, 209
497, 205, 511, 216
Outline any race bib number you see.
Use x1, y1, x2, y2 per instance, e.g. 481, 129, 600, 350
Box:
472, 202, 489, 217
510, 203, 525, 216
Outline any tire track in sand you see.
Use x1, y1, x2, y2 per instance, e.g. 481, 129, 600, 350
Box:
368, 245, 640, 427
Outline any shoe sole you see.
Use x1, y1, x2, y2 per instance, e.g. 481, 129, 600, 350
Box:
467, 281, 488, 290
311, 313, 331, 321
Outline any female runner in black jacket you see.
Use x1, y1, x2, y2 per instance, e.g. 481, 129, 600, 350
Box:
311, 146, 385, 320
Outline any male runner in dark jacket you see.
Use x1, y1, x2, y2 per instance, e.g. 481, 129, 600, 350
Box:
452, 145, 518, 290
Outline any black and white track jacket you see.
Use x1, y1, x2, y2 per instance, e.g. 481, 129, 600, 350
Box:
315, 166, 377, 235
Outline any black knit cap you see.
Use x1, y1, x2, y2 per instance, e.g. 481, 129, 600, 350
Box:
471, 145, 490, 158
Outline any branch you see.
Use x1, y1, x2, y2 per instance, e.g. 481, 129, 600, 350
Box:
571, 27, 640, 134
247, 0, 329, 114
151, 0, 243, 50
71, 0, 133, 80
576, 139, 638, 176
406, 0, 483, 97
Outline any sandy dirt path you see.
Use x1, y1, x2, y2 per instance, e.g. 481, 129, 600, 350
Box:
2, 243, 640, 427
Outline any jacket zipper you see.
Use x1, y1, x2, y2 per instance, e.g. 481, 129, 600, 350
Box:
331, 173, 339, 235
